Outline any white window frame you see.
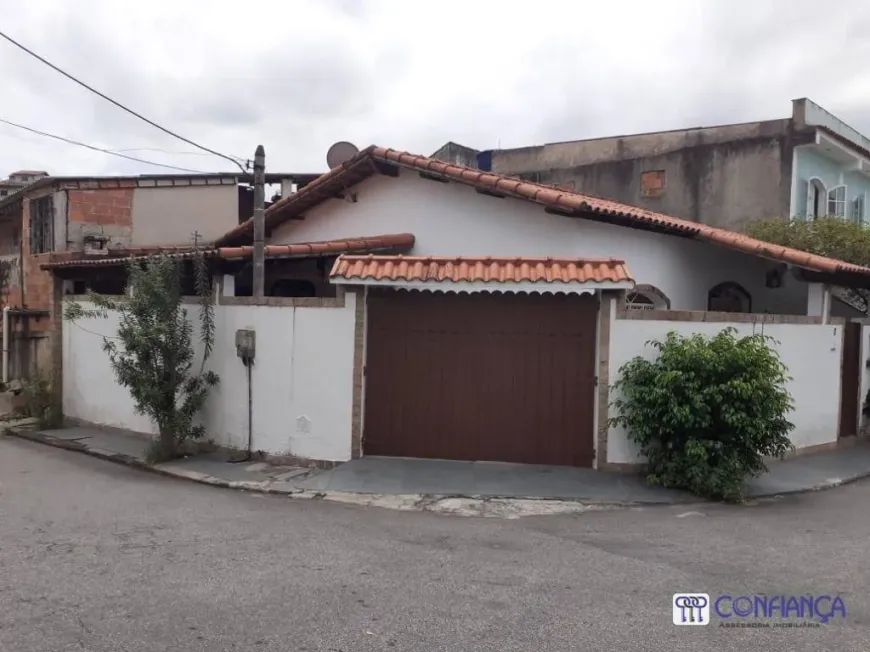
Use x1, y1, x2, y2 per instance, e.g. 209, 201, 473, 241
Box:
625, 285, 671, 311
828, 185, 847, 218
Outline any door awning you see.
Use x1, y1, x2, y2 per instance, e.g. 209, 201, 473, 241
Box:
329, 255, 634, 295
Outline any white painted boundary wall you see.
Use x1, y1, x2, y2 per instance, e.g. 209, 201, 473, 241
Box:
62, 295, 357, 461
607, 318, 843, 464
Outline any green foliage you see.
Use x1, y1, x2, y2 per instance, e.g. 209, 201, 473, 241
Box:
609, 328, 795, 500
64, 247, 219, 462
751, 216, 870, 414
748, 216, 870, 266
22, 370, 60, 429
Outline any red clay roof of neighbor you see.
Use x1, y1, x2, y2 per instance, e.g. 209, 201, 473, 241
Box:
40, 234, 415, 270
217, 233, 414, 261
216, 145, 870, 279
330, 255, 633, 285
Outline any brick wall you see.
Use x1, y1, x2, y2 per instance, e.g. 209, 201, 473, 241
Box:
18, 194, 57, 330
67, 189, 133, 226
66, 188, 133, 250
0, 219, 21, 309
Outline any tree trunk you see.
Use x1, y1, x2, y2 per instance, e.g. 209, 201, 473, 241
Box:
157, 425, 177, 460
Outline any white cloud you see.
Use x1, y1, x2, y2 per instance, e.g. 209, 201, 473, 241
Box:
1, 0, 869, 177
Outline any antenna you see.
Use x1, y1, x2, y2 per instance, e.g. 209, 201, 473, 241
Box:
326, 141, 360, 169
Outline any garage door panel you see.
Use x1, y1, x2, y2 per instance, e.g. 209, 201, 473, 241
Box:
364, 290, 597, 467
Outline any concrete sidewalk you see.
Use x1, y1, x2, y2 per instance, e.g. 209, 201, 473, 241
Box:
7, 423, 870, 507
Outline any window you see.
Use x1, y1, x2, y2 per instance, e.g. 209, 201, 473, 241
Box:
625, 292, 655, 310
828, 185, 847, 218
625, 284, 671, 311
708, 282, 752, 313
29, 195, 54, 254
852, 194, 865, 224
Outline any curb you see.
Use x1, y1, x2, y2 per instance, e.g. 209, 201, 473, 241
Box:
3, 427, 679, 507
748, 472, 870, 500
8, 426, 870, 510
5, 427, 312, 498
4, 427, 633, 517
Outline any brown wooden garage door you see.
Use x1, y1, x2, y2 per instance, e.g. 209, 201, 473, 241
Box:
363, 290, 598, 467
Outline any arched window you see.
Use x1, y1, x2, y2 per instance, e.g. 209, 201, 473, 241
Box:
625, 284, 671, 311
708, 282, 751, 313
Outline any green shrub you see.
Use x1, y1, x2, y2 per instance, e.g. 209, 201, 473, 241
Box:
22, 370, 61, 429
609, 328, 795, 500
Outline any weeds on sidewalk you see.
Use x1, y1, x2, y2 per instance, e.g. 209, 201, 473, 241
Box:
22, 370, 61, 430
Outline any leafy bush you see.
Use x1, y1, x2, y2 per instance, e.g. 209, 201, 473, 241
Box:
609, 328, 795, 500
64, 248, 218, 463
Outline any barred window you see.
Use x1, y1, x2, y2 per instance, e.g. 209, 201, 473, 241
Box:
29, 195, 54, 254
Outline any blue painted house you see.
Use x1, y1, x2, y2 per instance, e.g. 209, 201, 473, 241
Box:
790, 99, 870, 222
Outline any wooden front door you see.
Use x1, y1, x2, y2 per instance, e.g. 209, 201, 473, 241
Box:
839, 321, 862, 438
363, 290, 598, 467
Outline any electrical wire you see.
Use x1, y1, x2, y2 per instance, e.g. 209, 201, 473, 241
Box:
0, 117, 207, 173
0, 29, 248, 172
108, 147, 249, 160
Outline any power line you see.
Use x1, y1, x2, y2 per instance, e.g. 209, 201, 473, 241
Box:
109, 147, 249, 159
0, 29, 248, 172
0, 117, 207, 173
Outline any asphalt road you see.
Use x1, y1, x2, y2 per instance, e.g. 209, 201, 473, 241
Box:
1, 437, 868, 652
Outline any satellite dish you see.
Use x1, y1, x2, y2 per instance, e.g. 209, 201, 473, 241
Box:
326, 141, 360, 169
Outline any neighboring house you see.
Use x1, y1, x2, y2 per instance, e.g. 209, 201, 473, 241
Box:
0, 170, 316, 379
52, 146, 870, 472
432, 98, 870, 231
0, 170, 49, 198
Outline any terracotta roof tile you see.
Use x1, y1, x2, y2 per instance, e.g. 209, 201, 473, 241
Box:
40, 234, 415, 270
217, 144, 870, 280
216, 233, 414, 261
330, 255, 633, 285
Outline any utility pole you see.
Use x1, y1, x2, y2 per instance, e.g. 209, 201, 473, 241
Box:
252, 145, 265, 299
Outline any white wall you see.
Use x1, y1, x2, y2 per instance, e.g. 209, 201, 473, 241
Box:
62, 295, 357, 461
270, 170, 809, 314
607, 317, 842, 463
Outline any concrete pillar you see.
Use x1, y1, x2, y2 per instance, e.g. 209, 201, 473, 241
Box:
807, 283, 831, 323
222, 274, 236, 297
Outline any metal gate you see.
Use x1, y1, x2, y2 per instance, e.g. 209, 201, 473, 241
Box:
363, 290, 598, 467
839, 321, 861, 438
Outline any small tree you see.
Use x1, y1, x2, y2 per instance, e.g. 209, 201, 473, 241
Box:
609, 328, 794, 500
65, 248, 219, 462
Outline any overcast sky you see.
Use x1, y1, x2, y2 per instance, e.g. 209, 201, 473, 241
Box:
1, 0, 868, 177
